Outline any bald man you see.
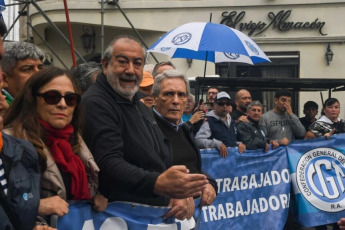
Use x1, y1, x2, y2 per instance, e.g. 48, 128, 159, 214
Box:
231, 89, 252, 123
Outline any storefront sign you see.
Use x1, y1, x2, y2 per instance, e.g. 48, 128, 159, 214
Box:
220, 10, 326, 36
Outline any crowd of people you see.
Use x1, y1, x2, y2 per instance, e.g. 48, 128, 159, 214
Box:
0, 17, 345, 230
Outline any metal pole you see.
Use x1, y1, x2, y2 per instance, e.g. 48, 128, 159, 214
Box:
27, 2, 30, 42
113, 1, 159, 63
29, 23, 68, 69
101, 0, 104, 58
3, 3, 27, 40
30, 0, 87, 63
62, 0, 77, 67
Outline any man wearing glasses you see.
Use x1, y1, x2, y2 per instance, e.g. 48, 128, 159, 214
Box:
206, 87, 218, 111
196, 91, 246, 157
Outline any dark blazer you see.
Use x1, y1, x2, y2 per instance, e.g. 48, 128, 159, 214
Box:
152, 110, 218, 194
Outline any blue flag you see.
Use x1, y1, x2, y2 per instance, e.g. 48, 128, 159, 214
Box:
287, 134, 345, 227
197, 147, 290, 230
58, 201, 195, 230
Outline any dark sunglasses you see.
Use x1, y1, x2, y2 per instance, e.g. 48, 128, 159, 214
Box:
216, 101, 231, 106
37, 90, 80, 107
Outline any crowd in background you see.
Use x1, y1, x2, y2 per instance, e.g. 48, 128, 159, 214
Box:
0, 18, 345, 230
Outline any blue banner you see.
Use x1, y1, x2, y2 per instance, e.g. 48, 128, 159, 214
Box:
287, 134, 345, 227
57, 137, 345, 229
197, 147, 290, 230
58, 201, 195, 230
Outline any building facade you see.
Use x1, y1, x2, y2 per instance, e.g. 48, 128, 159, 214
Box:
26, 0, 345, 117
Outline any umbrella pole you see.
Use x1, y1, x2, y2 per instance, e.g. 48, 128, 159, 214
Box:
200, 13, 213, 102
200, 51, 209, 102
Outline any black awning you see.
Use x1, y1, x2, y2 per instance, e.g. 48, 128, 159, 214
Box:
193, 77, 345, 92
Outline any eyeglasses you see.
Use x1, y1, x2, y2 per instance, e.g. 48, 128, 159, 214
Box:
216, 101, 231, 106
37, 90, 80, 107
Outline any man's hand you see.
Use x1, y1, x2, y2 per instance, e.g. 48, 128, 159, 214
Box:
338, 218, 345, 230
154, 166, 208, 199
38, 196, 69, 217
238, 143, 246, 153
165, 197, 194, 220
218, 143, 228, 157
279, 138, 289, 146
264, 143, 269, 152
189, 111, 205, 124
284, 102, 293, 115
201, 184, 216, 206
236, 115, 248, 123
271, 140, 279, 149
324, 128, 335, 139
92, 193, 108, 212
33, 226, 56, 230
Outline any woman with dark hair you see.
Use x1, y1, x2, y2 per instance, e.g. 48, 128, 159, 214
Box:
304, 98, 344, 139
3, 66, 107, 224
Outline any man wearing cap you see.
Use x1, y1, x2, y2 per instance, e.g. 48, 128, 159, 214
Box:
196, 91, 246, 157
139, 71, 154, 108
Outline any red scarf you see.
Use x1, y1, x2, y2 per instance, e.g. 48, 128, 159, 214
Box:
39, 120, 91, 200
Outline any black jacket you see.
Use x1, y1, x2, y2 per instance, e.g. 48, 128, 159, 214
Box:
153, 111, 218, 193
0, 133, 40, 230
82, 73, 172, 206
237, 118, 269, 150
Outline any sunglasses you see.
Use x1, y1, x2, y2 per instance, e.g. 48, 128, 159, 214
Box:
216, 101, 231, 106
37, 90, 81, 107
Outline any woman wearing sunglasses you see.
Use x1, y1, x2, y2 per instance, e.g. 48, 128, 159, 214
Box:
3, 67, 107, 226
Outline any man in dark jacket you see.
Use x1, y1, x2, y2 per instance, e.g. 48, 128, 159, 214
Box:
237, 101, 279, 152
82, 35, 208, 214
152, 69, 217, 220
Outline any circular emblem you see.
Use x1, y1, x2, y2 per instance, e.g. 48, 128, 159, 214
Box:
171, 32, 192, 45
223, 52, 240, 60
296, 147, 345, 212
245, 40, 259, 55
23, 193, 28, 201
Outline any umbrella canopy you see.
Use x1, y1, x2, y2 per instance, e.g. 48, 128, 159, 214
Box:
148, 22, 270, 65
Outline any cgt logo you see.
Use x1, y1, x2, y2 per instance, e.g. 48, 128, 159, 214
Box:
296, 148, 345, 212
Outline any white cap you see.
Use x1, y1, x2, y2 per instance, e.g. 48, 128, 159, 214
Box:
215, 91, 231, 101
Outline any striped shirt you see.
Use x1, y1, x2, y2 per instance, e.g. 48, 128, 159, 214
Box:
0, 158, 7, 195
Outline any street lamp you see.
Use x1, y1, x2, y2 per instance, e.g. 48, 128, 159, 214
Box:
43, 53, 53, 67
325, 43, 334, 65
80, 25, 95, 53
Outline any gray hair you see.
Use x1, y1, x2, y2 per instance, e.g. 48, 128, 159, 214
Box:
1, 42, 44, 75
247, 100, 263, 111
152, 69, 190, 97
188, 93, 195, 101
73, 62, 102, 92
103, 35, 146, 63
152, 61, 176, 77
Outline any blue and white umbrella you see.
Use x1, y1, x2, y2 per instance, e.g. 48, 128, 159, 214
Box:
148, 22, 270, 65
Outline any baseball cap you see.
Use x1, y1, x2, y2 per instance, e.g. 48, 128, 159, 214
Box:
140, 72, 154, 87
215, 91, 231, 101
